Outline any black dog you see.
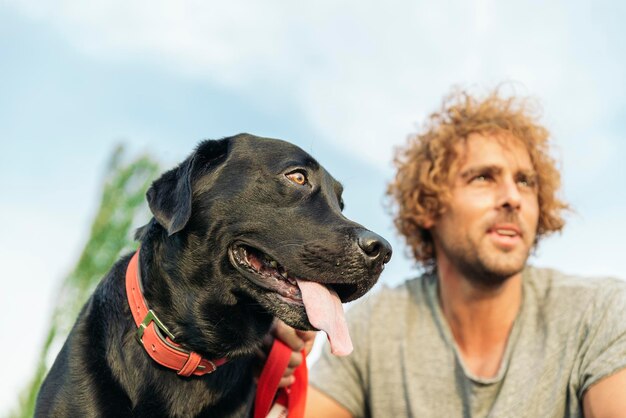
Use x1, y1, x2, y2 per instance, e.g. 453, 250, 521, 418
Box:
36, 134, 391, 417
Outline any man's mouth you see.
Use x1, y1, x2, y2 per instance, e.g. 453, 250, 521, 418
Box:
486, 223, 525, 251
489, 223, 522, 237
495, 229, 517, 236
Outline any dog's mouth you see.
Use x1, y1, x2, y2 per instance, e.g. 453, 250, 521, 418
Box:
228, 242, 357, 356
229, 244, 303, 303
228, 244, 358, 302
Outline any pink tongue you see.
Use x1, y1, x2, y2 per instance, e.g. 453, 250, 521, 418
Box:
296, 280, 353, 356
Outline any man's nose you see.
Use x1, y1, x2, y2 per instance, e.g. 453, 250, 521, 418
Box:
499, 178, 522, 210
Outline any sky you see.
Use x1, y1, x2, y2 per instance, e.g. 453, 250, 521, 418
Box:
1, 0, 625, 413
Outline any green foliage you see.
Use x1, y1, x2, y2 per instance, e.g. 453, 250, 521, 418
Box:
10, 145, 160, 418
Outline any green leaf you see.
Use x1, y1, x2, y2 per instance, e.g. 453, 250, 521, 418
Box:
9, 145, 160, 418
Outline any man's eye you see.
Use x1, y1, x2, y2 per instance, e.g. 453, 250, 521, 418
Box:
286, 170, 308, 186
471, 174, 491, 183
517, 177, 537, 188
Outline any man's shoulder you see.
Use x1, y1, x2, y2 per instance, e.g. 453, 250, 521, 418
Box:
525, 265, 625, 289
348, 273, 434, 318
374, 272, 433, 300
523, 265, 626, 309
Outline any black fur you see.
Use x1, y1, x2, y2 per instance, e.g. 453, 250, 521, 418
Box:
36, 134, 391, 417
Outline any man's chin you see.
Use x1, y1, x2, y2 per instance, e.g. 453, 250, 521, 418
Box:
463, 254, 527, 288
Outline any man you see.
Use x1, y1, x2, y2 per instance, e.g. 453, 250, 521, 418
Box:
275, 88, 626, 417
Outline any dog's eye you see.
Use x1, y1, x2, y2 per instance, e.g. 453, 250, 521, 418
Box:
286, 170, 308, 186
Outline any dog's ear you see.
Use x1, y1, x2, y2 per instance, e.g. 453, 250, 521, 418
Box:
146, 138, 230, 236
146, 157, 195, 236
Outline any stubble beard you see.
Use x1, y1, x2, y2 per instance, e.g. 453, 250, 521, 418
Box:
439, 234, 532, 289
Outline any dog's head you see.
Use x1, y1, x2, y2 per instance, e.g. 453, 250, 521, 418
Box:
142, 134, 391, 355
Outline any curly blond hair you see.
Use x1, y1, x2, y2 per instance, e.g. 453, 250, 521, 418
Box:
388, 87, 569, 267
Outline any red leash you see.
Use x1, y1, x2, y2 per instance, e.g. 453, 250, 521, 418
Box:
254, 339, 308, 418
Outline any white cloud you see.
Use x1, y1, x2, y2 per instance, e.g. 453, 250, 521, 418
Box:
7, 0, 624, 170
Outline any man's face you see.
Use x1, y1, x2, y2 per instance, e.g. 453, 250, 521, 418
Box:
429, 133, 540, 286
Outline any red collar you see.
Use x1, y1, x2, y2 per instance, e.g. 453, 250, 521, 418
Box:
125, 250, 228, 377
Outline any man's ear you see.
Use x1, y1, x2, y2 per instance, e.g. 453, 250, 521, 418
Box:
420, 216, 435, 229
146, 138, 230, 236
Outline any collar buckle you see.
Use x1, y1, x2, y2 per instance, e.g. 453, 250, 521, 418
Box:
136, 309, 176, 344
198, 360, 217, 373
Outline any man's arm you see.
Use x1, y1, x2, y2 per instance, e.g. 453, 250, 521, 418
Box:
305, 386, 353, 418
583, 368, 626, 418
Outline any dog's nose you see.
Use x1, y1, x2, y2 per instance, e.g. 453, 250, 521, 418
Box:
357, 230, 392, 265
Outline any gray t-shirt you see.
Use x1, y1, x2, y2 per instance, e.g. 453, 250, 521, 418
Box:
310, 267, 626, 417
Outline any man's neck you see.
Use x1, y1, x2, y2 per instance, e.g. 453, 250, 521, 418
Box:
437, 264, 523, 378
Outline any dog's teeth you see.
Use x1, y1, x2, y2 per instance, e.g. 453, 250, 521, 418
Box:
270, 260, 278, 268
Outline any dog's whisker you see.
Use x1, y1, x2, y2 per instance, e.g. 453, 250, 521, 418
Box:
271, 243, 306, 251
